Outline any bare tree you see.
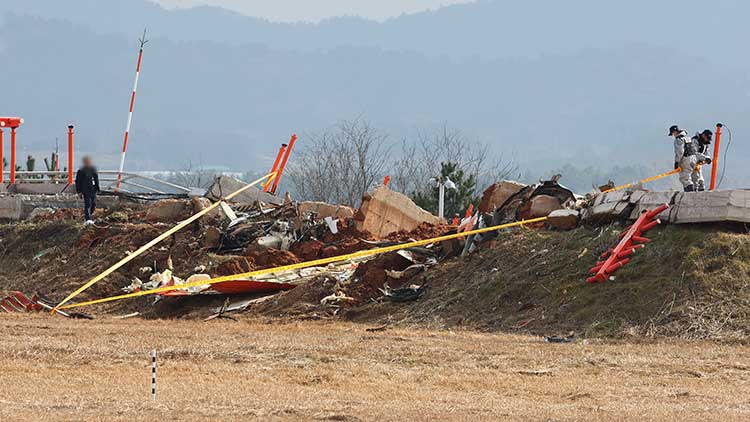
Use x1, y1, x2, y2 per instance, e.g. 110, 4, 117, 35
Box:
391, 124, 519, 198
288, 119, 392, 206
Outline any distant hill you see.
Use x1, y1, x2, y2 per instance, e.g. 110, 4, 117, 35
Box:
1, 1, 748, 188
3, 0, 749, 65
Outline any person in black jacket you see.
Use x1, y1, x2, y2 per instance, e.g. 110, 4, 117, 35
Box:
75, 156, 100, 224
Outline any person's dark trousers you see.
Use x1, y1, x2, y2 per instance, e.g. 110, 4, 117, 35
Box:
83, 192, 97, 221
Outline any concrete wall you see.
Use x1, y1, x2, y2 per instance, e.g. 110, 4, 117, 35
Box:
584, 188, 750, 224
0, 193, 119, 221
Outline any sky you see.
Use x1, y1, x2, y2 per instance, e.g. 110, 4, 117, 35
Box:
152, 0, 475, 22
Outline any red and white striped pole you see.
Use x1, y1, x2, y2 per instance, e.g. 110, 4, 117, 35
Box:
116, 29, 148, 191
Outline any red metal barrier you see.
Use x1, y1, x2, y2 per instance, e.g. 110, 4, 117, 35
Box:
587, 203, 669, 283
0, 292, 43, 313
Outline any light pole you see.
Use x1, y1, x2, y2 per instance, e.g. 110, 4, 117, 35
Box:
431, 175, 456, 219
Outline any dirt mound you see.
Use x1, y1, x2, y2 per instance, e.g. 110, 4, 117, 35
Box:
5, 203, 750, 342
385, 222, 453, 242
214, 256, 254, 276
348, 224, 750, 342
348, 253, 414, 302
246, 248, 300, 268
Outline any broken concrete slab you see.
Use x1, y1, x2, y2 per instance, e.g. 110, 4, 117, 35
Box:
583, 201, 632, 223
207, 175, 283, 205
593, 190, 629, 207
478, 180, 527, 213
629, 191, 677, 221
547, 209, 580, 230
671, 190, 750, 224
354, 186, 443, 238
298, 201, 355, 220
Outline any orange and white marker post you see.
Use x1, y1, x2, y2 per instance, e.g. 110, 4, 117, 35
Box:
116, 30, 148, 191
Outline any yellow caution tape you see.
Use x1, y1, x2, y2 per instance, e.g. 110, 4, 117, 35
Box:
58, 216, 549, 310
53, 172, 277, 311
603, 168, 680, 193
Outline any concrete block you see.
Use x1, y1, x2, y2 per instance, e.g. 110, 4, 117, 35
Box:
547, 209, 579, 230
0, 196, 22, 220
13, 183, 73, 195
354, 186, 443, 238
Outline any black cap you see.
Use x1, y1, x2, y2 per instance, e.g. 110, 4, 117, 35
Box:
668, 125, 680, 136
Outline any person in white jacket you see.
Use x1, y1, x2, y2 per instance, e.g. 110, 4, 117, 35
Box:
690, 129, 713, 191
668, 125, 711, 192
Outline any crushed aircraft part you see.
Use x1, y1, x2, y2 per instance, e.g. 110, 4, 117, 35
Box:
478, 180, 527, 213
379, 283, 427, 302
320, 291, 356, 306
158, 259, 367, 296
298, 201, 355, 220
493, 179, 576, 225
207, 175, 283, 205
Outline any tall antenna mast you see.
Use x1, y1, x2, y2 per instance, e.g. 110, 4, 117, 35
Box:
116, 28, 148, 191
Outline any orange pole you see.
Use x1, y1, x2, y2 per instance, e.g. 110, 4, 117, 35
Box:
270, 134, 297, 195
0, 128, 4, 184
67, 125, 75, 185
10, 127, 16, 184
263, 143, 287, 193
709, 123, 722, 190
383, 175, 391, 187
465, 203, 474, 219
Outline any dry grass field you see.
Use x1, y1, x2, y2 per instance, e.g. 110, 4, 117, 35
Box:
0, 314, 749, 421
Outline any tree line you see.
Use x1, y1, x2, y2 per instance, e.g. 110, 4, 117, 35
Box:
286, 119, 519, 214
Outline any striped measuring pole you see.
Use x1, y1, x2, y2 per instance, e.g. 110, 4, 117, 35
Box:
151, 349, 157, 400
116, 29, 148, 191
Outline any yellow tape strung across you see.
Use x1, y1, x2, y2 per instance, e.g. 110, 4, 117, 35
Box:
58, 216, 549, 310
603, 168, 680, 193
53, 172, 277, 311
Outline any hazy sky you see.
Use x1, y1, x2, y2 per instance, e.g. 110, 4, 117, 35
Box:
152, 0, 475, 22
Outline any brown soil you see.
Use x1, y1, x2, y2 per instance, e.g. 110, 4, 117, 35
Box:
213, 256, 254, 276
385, 222, 453, 242
2, 315, 749, 421
246, 248, 300, 268
348, 253, 414, 302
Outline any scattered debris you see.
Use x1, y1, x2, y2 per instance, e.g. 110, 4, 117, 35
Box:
544, 335, 577, 343
380, 283, 427, 302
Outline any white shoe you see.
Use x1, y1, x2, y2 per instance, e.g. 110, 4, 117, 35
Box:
84, 220, 95, 226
